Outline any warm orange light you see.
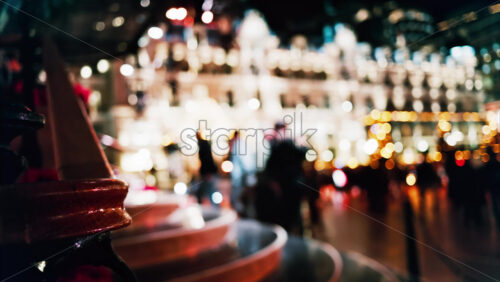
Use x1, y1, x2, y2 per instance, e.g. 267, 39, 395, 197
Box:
381, 111, 392, 122
406, 173, 416, 186
407, 186, 420, 206
493, 144, 500, 153
314, 161, 326, 171
438, 120, 452, 132
482, 154, 490, 163
376, 131, 386, 140
385, 159, 395, 170
463, 150, 471, 160
380, 147, 392, 159
385, 142, 394, 151
433, 152, 442, 162
370, 110, 381, 121
482, 125, 491, 135
382, 123, 392, 133
347, 158, 359, 169
473, 150, 481, 159
409, 112, 418, 121
438, 112, 451, 121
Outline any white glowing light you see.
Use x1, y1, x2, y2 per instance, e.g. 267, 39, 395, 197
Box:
221, 160, 234, 173
332, 170, 347, 188
140, 0, 150, 7
211, 192, 223, 204
413, 100, 423, 112
175, 206, 205, 229
112, 16, 125, 27
147, 26, 163, 39
100, 134, 113, 146
187, 38, 198, 50
446, 89, 456, 100
145, 174, 156, 186
174, 182, 188, 195
36, 261, 46, 272
370, 124, 381, 134
120, 64, 134, 76
411, 88, 423, 99
335, 26, 356, 50
38, 70, 46, 83
341, 101, 353, 112
247, 98, 260, 110
126, 190, 157, 206
406, 173, 416, 186
444, 130, 463, 147
166, 7, 187, 21
431, 102, 440, 113
444, 133, 457, 146
239, 11, 270, 43
202, 0, 213, 11
97, 59, 110, 73
321, 150, 334, 162
177, 7, 187, 20
394, 141, 404, 153
363, 139, 378, 155
227, 50, 239, 66
185, 100, 197, 113
402, 148, 416, 164
120, 149, 153, 172
128, 94, 138, 105
138, 36, 149, 47
429, 88, 440, 99
201, 11, 214, 24
80, 65, 92, 79
355, 9, 370, 22
95, 21, 105, 31
166, 8, 177, 20
417, 140, 429, 152
335, 159, 346, 169
452, 130, 464, 142
447, 103, 456, 113
339, 139, 351, 151
213, 48, 226, 65
305, 150, 317, 162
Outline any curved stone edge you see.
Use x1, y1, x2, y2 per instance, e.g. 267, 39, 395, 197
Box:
171, 223, 288, 282
113, 209, 237, 268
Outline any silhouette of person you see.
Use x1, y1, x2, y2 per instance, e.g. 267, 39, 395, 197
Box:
256, 123, 306, 235
195, 131, 219, 206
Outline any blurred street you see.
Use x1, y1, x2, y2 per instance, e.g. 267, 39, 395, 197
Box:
314, 186, 500, 281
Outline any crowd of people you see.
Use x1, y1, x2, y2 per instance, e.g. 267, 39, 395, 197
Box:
185, 121, 500, 235
444, 147, 500, 227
